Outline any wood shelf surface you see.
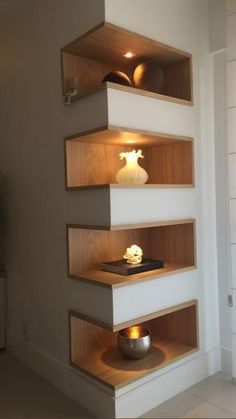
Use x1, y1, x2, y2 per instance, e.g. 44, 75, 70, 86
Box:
71, 335, 198, 391
63, 22, 191, 63
70, 300, 198, 390
62, 22, 193, 105
66, 183, 194, 191
70, 299, 198, 331
70, 263, 196, 289
65, 124, 193, 145
68, 82, 193, 106
67, 218, 195, 231
65, 125, 194, 189
67, 221, 196, 289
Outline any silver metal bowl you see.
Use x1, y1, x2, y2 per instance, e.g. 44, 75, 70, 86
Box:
117, 326, 151, 359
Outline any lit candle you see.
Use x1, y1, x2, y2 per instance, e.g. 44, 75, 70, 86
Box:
118, 326, 151, 359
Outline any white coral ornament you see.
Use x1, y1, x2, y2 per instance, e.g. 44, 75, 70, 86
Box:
123, 245, 143, 265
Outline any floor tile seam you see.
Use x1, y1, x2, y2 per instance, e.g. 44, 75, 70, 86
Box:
186, 389, 236, 417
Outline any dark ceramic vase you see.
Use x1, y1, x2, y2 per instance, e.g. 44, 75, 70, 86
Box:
102, 71, 132, 87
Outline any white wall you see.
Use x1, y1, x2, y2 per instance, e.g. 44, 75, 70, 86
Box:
106, 0, 220, 354
213, 49, 232, 357
208, 0, 233, 371
226, 0, 236, 377
209, 0, 226, 53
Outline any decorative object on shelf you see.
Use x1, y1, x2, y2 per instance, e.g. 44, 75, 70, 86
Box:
116, 149, 148, 185
123, 244, 143, 265
101, 243, 164, 276
133, 61, 165, 93
118, 326, 151, 359
101, 257, 164, 276
102, 71, 132, 87
64, 78, 79, 105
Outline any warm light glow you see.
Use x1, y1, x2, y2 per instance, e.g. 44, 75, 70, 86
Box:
123, 51, 135, 58
128, 326, 141, 339
123, 244, 143, 265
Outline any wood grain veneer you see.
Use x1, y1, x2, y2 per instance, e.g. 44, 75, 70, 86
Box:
69, 300, 198, 391
70, 299, 197, 331
70, 264, 195, 289
68, 218, 195, 231
61, 22, 193, 104
67, 220, 196, 288
65, 126, 194, 189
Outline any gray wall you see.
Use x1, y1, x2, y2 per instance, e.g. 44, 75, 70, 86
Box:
0, 0, 109, 363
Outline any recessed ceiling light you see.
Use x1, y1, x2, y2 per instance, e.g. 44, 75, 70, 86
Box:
123, 52, 135, 58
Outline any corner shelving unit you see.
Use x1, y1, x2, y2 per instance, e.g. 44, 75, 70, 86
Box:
69, 300, 199, 391
65, 125, 194, 190
62, 21, 197, 417
61, 22, 193, 105
67, 219, 196, 288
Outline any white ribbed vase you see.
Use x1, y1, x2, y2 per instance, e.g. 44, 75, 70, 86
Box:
116, 150, 148, 185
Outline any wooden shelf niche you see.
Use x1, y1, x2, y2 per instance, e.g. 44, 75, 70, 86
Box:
65, 126, 194, 190
69, 300, 199, 391
61, 22, 193, 105
67, 219, 196, 288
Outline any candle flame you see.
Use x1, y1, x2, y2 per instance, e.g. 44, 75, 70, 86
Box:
128, 326, 140, 339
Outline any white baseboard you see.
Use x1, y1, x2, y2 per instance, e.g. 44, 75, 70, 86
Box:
116, 347, 221, 417
7, 331, 221, 418
221, 347, 232, 375
7, 331, 115, 417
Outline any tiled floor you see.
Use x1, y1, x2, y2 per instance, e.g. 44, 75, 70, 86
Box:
0, 351, 92, 418
142, 372, 236, 418
1, 350, 236, 418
